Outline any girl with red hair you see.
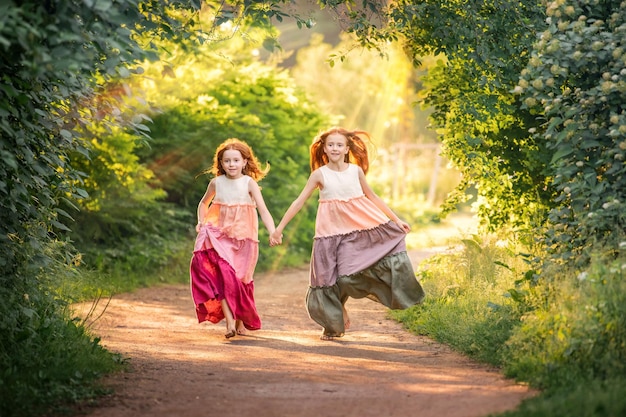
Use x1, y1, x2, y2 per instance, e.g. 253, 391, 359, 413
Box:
270, 127, 425, 340
191, 138, 280, 338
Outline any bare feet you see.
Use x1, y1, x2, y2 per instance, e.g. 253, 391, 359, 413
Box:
236, 320, 247, 336
221, 299, 236, 339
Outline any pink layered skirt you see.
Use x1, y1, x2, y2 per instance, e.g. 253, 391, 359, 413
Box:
190, 203, 261, 330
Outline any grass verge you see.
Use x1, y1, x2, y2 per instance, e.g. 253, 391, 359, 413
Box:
393, 230, 626, 417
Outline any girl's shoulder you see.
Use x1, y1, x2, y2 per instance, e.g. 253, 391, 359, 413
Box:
311, 167, 326, 180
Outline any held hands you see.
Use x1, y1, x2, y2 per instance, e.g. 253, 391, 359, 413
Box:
396, 219, 411, 233
269, 230, 283, 246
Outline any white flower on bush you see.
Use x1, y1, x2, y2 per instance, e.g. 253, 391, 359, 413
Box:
619, 241, 626, 250
577, 271, 588, 281
592, 41, 605, 51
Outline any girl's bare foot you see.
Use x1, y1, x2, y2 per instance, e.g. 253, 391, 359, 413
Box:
221, 299, 236, 338
224, 327, 237, 339
235, 320, 247, 336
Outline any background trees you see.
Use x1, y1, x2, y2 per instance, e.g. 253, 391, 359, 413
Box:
326, 0, 551, 231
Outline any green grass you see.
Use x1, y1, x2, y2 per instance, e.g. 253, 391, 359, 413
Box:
495, 378, 626, 417
393, 231, 626, 417
392, 233, 524, 365
0, 286, 127, 417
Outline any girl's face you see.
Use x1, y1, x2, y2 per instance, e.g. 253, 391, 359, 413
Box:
324, 133, 349, 163
221, 149, 247, 179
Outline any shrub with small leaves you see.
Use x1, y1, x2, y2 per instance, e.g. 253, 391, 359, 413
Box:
517, 0, 626, 263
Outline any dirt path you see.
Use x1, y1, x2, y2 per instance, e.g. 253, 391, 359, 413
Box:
74, 250, 534, 417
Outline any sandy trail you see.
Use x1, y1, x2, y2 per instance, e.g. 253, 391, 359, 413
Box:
73, 249, 534, 417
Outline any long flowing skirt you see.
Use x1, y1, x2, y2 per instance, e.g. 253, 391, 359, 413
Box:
190, 248, 261, 330
306, 221, 425, 337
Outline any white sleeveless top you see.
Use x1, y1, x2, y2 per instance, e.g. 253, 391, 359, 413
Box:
214, 175, 254, 204
319, 164, 364, 200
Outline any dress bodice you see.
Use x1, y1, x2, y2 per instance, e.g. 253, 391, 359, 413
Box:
214, 175, 254, 205
319, 164, 363, 200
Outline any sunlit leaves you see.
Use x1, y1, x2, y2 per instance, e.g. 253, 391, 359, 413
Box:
318, 1, 551, 231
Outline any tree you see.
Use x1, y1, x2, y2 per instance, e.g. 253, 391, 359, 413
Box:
303, 1, 550, 231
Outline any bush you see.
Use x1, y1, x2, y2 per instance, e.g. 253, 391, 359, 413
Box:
505, 250, 626, 389
0, 249, 124, 417
392, 234, 528, 365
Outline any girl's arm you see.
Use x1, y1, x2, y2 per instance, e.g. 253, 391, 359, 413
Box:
358, 167, 411, 233
271, 169, 323, 242
196, 179, 216, 232
248, 180, 277, 238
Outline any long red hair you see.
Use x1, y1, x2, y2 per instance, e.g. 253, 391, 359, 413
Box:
208, 138, 269, 181
309, 127, 371, 174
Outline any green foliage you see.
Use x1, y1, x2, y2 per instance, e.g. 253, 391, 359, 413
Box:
61, 234, 193, 303
315, 1, 553, 231
505, 251, 626, 389
392, 234, 528, 365
497, 378, 626, 417
0, 242, 124, 417
70, 128, 167, 238
0, 1, 209, 415
64, 119, 195, 278
517, 0, 626, 263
